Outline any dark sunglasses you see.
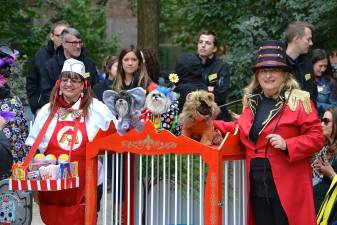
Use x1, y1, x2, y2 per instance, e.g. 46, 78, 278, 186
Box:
321, 117, 331, 125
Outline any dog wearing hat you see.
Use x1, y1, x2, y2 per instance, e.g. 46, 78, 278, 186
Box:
143, 84, 181, 135
179, 90, 222, 146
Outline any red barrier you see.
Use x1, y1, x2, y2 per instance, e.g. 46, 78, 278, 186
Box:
85, 121, 243, 225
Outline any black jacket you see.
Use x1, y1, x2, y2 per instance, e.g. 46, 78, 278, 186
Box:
286, 54, 317, 103
93, 79, 113, 102
0, 130, 12, 179
26, 40, 55, 114
39, 46, 98, 107
174, 82, 208, 113
199, 55, 231, 121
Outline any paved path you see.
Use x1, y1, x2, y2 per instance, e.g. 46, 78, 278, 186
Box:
31, 202, 44, 225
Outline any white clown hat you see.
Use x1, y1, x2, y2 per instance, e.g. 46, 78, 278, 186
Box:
61, 58, 85, 78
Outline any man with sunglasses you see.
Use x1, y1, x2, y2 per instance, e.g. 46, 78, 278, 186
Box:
27, 20, 69, 115
39, 27, 98, 108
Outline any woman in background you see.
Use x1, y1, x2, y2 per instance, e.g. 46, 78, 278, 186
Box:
112, 45, 151, 92
0, 44, 28, 163
93, 55, 118, 101
313, 107, 337, 212
312, 49, 337, 117
139, 48, 161, 83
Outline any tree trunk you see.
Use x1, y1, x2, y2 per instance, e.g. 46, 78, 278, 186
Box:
137, 0, 160, 54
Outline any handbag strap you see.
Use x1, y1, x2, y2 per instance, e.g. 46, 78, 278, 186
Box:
22, 113, 82, 170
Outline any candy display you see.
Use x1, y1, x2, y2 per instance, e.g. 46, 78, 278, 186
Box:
28, 161, 49, 172
39, 165, 60, 180
34, 153, 45, 163
59, 162, 78, 179
11, 152, 78, 181
44, 154, 57, 164
27, 170, 40, 179
12, 162, 25, 180
58, 154, 69, 163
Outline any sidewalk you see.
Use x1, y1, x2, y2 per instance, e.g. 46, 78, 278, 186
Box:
31, 202, 44, 225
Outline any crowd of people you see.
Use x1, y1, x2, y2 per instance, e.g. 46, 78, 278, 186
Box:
0, 19, 337, 225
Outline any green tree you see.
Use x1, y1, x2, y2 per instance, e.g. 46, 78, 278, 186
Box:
137, 0, 161, 54
0, 1, 47, 61
160, 0, 337, 100
44, 0, 119, 64
0, 0, 119, 104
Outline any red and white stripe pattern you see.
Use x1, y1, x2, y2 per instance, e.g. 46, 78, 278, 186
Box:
8, 177, 79, 191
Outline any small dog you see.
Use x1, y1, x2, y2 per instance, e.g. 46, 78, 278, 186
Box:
179, 90, 222, 146
143, 86, 181, 135
103, 87, 146, 135
145, 90, 172, 115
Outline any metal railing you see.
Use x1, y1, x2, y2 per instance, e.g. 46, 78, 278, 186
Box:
85, 122, 246, 225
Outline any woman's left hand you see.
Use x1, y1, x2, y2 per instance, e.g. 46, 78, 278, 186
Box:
266, 134, 287, 151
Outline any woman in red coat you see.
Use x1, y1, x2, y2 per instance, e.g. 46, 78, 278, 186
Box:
215, 40, 324, 225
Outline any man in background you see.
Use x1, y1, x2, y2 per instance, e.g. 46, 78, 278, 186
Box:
285, 21, 317, 102
40, 27, 98, 106
27, 20, 69, 115
197, 30, 231, 121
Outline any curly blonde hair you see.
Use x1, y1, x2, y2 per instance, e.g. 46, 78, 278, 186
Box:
242, 70, 300, 107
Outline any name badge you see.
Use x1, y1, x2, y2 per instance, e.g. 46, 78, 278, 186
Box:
84, 72, 91, 78
304, 73, 311, 81
317, 85, 323, 92
208, 73, 218, 83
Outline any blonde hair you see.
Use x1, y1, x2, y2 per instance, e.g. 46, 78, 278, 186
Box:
242, 71, 299, 107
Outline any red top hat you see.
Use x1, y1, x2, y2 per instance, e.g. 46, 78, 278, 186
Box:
253, 40, 291, 72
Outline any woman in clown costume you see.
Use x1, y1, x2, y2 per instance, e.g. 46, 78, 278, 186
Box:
25, 58, 116, 225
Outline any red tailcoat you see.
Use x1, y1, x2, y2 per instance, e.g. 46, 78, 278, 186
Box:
215, 99, 323, 225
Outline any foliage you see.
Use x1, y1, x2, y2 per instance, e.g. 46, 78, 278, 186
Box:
0, 1, 47, 69
137, 154, 209, 201
43, 0, 119, 63
0, 0, 119, 105
160, 0, 337, 101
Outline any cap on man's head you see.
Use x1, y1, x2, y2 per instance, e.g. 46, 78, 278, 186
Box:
61, 58, 85, 78
253, 40, 291, 73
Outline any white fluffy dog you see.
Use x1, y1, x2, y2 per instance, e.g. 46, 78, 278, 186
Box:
145, 90, 172, 115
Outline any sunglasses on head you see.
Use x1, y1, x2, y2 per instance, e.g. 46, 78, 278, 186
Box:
321, 117, 331, 125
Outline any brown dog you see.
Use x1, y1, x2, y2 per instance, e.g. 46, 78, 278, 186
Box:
179, 90, 222, 146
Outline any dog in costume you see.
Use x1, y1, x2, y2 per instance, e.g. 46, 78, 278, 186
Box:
103, 87, 146, 135
179, 90, 223, 146
143, 84, 181, 135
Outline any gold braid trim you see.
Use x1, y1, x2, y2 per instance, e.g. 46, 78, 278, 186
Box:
285, 89, 312, 114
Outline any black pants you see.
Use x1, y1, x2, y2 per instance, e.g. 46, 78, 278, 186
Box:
251, 196, 289, 225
